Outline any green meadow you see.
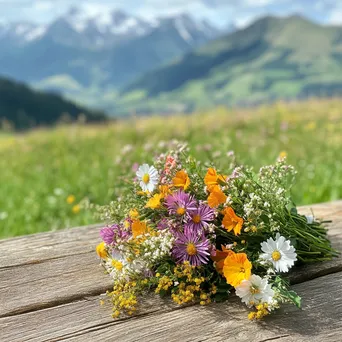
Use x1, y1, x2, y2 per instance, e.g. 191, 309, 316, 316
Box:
1, 99, 342, 239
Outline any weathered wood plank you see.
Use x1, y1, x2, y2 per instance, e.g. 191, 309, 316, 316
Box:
1, 270, 341, 342
0, 201, 341, 319
0, 253, 113, 318
0, 200, 340, 269
0, 224, 101, 268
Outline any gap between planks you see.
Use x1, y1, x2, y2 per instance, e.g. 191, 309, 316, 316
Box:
0, 201, 341, 340
1, 271, 341, 342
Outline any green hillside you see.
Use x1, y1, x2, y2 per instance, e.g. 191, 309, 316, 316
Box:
0, 76, 106, 129
1, 99, 341, 237
118, 15, 342, 113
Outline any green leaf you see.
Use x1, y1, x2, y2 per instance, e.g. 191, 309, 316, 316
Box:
214, 291, 230, 302
290, 207, 298, 215
286, 290, 302, 308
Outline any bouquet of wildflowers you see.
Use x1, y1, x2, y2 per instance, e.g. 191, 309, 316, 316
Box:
95, 143, 336, 320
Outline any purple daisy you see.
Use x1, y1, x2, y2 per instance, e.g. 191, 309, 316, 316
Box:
157, 218, 182, 234
165, 190, 197, 219
184, 203, 215, 234
172, 230, 211, 266
100, 224, 130, 246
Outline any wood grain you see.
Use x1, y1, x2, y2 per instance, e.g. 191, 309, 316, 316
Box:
0, 201, 341, 342
0, 224, 101, 268
0, 252, 113, 317
1, 271, 341, 342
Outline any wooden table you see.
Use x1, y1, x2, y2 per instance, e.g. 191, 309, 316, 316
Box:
1, 201, 342, 342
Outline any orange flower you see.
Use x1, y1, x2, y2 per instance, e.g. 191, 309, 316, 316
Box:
172, 170, 190, 190
159, 185, 172, 197
207, 186, 227, 208
204, 168, 227, 191
222, 207, 244, 236
131, 219, 149, 238
211, 245, 233, 274
223, 251, 252, 287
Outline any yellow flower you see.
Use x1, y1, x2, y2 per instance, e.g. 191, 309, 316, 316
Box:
137, 190, 149, 196
207, 186, 227, 208
146, 193, 163, 209
131, 219, 148, 238
204, 168, 226, 191
223, 251, 252, 287
129, 208, 139, 219
172, 170, 190, 190
305, 121, 317, 131
66, 195, 75, 204
112, 259, 123, 271
278, 151, 287, 159
72, 204, 80, 214
222, 207, 244, 236
96, 242, 107, 258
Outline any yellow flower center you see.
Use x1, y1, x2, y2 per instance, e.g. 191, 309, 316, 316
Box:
112, 260, 123, 271
176, 207, 186, 215
240, 267, 245, 273
142, 173, 150, 184
192, 214, 201, 224
272, 250, 281, 261
186, 243, 197, 256
250, 285, 260, 295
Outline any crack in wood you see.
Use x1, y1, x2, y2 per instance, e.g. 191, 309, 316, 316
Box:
1, 201, 341, 342
1, 272, 342, 342
42, 302, 198, 341
0, 286, 112, 319
0, 250, 93, 270
258, 335, 291, 342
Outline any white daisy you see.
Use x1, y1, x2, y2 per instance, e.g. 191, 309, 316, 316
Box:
136, 164, 159, 192
235, 274, 275, 307
260, 233, 297, 272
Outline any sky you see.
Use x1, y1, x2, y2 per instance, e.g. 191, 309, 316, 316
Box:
0, 0, 342, 28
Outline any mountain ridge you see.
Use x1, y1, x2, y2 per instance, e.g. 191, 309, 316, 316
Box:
116, 14, 342, 114
0, 7, 225, 97
0, 76, 106, 129
0, 7, 222, 49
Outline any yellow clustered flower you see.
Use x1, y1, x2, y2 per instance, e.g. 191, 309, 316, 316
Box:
110, 281, 138, 318
251, 225, 258, 233
173, 261, 196, 281
155, 275, 173, 293
170, 262, 214, 306
172, 283, 197, 305
248, 303, 270, 320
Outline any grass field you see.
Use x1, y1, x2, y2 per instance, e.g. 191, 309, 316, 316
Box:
1, 99, 342, 239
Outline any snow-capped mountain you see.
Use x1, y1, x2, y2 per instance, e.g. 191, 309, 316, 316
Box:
47, 7, 157, 48
154, 14, 220, 45
0, 21, 46, 45
0, 6, 227, 102
0, 7, 223, 49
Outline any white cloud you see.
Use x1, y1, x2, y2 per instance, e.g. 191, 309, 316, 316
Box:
235, 15, 256, 28
328, 10, 342, 24
244, 0, 276, 7
0, 0, 337, 28
32, 0, 53, 11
